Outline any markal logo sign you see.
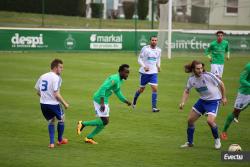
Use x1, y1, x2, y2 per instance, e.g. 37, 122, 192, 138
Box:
90, 34, 97, 42
90, 34, 123, 49
11, 33, 48, 48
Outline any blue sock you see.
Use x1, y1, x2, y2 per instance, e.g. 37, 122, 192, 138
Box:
187, 125, 195, 144
57, 121, 64, 142
152, 92, 157, 108
211, 126, 219, 139
48, 124, 55, 144
133, 91, 141, 105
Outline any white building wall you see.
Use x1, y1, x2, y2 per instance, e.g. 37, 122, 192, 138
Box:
209, 0, 250, 26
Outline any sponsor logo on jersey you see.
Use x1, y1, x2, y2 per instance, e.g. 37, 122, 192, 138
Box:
195, 86, 208, 92
147, 57, 157, 61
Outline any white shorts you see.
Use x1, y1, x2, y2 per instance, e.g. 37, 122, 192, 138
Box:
211, 64, 224, 78
94, 101, 110, 117
234, 93, 250, 110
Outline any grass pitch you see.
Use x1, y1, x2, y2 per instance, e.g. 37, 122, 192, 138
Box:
0, 52, 249, 167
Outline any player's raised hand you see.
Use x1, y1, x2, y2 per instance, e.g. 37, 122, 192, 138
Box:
179, 102, 185, 111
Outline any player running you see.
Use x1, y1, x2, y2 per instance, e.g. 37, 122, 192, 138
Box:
132, 36, 161, 112
179, 60, 227, 149
221, 62, 250, 140
205, 30, 230, 79
77, 64, 132, 144
35, 59, 69, 148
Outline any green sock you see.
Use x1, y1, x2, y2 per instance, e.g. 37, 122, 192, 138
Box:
83, 118, 105, 139
87, 125, 105, 139
82, 118, 103, 126
222, 113, 234, 132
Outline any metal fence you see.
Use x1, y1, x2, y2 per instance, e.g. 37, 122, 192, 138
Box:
0, 0, 249, 29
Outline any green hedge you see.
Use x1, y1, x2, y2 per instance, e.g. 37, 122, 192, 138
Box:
122, 1, 135, 20
0, 0, 41, 13
138, 0, 148, 20
0, 0, 85, 16
90, 3, 104, 18
158, 0, 168, 4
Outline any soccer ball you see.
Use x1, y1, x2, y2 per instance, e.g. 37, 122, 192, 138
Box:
228, 144, 242, 152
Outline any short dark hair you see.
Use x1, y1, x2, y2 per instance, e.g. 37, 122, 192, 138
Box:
150, 36, 157, 40
118, 64, 129, 72
51, 59, 63, 69
216, 30, 224, 35
184, 60, 205, 73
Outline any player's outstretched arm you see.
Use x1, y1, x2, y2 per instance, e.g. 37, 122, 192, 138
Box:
125, 100, 131, 106
179, 89, 190, 110
54, 91, 69, 109
114, 89, 129, 104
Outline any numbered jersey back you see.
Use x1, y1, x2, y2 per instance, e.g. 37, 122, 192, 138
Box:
35, 72, 61, 105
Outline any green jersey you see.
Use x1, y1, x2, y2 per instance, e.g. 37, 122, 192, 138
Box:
93, 73, 127, 104
205, 40, 229, 65
238, 62, 250, 95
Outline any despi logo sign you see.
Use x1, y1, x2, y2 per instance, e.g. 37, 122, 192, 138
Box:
11, 33, 47, 48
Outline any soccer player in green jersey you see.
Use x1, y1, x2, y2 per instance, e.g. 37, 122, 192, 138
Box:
221, 62, 250, 140
76, 64, 132, 144
205, 31, 230, 79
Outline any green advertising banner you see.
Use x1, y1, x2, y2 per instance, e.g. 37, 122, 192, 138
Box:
168, 32, 250, 52
0, 28, 249, 52
0, 28, 157, 51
